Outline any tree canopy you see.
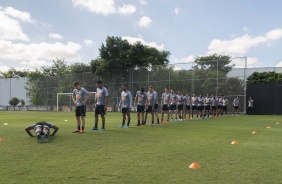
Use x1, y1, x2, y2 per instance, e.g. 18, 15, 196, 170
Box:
194, 54, 234, 74
90, 36, 170, 76
247, 71, 282, 84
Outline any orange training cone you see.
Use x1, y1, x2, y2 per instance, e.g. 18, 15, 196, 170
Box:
189, 162, 201, 169
0, 138, 4, 142
266, 126, 271, 129
231, 141, 239, 145
276, 122, 280, 125
252, 131, 257, 134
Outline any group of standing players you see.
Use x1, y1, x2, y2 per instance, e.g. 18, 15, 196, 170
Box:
71, 81, 240, 132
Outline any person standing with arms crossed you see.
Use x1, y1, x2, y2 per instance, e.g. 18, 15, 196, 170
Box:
91, 80, 108, 131
119, 84, 132, 128
72, 81, 91, 133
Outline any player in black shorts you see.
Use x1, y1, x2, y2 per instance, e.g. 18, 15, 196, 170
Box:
134, 88, 148, 126
169, 90, 178, 122
191, 93, 198, 119
161, 87, 170, 123
91, 80, 108, 131
203, 94, 211, 118
72, 81, 91, 133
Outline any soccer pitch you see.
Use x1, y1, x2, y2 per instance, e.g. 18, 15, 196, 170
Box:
0, 111, 281, 184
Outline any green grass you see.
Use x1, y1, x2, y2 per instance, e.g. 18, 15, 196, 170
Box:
0, 111, 281, 184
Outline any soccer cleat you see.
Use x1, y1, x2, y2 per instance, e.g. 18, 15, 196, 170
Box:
91, 127, 98, 130
184, 118, 187, 120
170, 119, 173, 122
100, 128, 105, 131
166, 120, 169, 124
44, 134, 48, 143
119, 125, 125, 128
125, 125, 129, 128
37, 134, 42, 143
155, 122, 160, 124
160, 120, 163, 123
80, 130, 85, 133
73, 130, 80, 133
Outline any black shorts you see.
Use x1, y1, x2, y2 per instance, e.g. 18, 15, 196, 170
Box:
169, 105, 177, 110
185, 105, 190, 110
137, 105, 145, 112
146, 106, 153, 113
223, 106, 227, 110
234, 106, 239, 110
162, 105, 169, 111
197, 106, 204, 111
95, 105, 105, 115
205, 105, 210, 110
122, 108, 130, 113
178, 105, 183, 111
212, 106, 217, 110
218, 105, 223, 109
75, 105, 86, 116
154, 104, 159, 112
192, 105, 197, 110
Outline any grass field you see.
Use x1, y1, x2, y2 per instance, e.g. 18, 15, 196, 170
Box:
0, 111, 281, 184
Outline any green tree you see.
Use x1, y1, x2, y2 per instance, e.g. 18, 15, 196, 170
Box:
247, 71, 282, 84
9, 97, 20, 111
90, 36, 170, 76
194, 54, 233, 74
0, 68, 29, 78
69, 63, 91, 73
41, 58, 70, 76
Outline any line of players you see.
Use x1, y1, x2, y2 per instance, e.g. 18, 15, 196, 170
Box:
134, 87, 240, 125
71, 81, 240, 132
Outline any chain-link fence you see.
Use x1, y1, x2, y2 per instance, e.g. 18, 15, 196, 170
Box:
32, 59, 282, 113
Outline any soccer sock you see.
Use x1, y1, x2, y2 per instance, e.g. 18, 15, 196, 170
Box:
77, 126, 80, 130
138, 120, 140, 124
157, 118, 159, 123
122, 120, 125, 126
102, 123, 105, 129
127, 120, 130, 126
82, 126, 84, 130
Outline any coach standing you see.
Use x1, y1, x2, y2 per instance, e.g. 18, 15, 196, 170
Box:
91, 80, 108, 131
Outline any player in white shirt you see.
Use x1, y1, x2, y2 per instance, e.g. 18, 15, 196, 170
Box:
176, 90, 184, 121
169, 89, 178, 122
221, 95, 228, 116
161, 87, 171, 124
211, 94, 218, 117
203, 94, 211, 118
232, 96, 240, 116
191, 93, 198, 119
183, 92, 191, 120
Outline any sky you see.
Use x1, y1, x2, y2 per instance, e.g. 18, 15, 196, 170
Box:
1, 0, 282, 72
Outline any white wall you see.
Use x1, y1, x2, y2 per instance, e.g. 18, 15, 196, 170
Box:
0, 77, 29, 106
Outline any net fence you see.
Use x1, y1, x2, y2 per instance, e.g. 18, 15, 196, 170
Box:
29, 59, 282, 113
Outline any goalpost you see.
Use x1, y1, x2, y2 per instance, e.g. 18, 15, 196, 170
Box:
56, 92, 96, 112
